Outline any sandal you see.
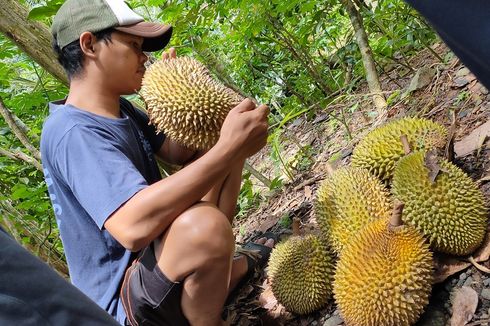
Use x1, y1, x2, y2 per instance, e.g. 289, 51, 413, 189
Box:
226, 232, 279, 304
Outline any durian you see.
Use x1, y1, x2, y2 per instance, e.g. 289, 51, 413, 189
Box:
267, 234, 335, 315
351, 117, 447, 181
141, 57, 243, 150
334, 203, 433, 326
315, 167, 392, 254
392, 150, 488, 255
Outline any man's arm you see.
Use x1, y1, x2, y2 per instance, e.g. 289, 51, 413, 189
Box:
104, 99, 269, 252
156, 137, 199, 166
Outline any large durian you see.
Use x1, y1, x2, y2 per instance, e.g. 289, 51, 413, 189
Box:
392, 150, 488, 255
334, 203, 433, 326
140, 57, 243, 150
351, 117, 447, 181
315, 167, 392, 254
267, 234, 335, 315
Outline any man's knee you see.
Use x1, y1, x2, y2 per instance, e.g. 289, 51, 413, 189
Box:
170, 202, 235, 259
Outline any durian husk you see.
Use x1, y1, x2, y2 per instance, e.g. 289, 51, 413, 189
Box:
140, 57, 243, 150
315, 167, 392, 254
267, 234, 335, 315
351, 117, 447, 181
392, 151, 488, 255
333, 217, 433, 326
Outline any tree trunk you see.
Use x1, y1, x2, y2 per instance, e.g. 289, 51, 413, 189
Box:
0, 0, 68, 85
341, 0, 387, 114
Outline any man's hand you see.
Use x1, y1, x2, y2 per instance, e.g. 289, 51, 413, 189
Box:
162, 47, 176, 60
217, 98, 269, 160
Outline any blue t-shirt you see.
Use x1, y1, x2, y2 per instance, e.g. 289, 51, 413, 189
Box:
40, 98, 165, 324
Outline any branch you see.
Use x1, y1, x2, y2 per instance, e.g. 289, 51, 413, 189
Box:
0, 97, 41, 161
0, 147, 42, 172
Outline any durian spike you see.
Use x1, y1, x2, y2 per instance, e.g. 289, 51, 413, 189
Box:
400, 134, 411, 155
292, 217, 301, 236
389, 200, 405, 229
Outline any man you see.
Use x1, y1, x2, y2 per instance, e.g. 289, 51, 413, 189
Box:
42, 0, 273, 325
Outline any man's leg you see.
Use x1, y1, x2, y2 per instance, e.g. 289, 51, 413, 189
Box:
201, 159, 273, 291
154, 202, 235, 326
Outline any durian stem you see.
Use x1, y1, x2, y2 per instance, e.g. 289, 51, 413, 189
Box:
400, 134, 411, 154
292, 217, 301, 236
389, 200, 404, 228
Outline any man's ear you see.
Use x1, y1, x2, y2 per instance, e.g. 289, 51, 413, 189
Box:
79, 32, 97, 58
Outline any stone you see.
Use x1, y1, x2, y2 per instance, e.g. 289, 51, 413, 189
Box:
323, 315, 343, 326
463, 276, 474, 287
481, 288, 490, 300
456, 68, 470, 77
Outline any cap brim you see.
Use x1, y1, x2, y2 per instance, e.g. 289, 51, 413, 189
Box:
115, 23, 173, 52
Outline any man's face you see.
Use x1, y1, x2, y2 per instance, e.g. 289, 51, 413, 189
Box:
96, 31, 148, 95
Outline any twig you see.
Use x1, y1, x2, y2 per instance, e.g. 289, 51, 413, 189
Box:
293, 174, 325, 191
0, 97, 41, 160
0, 147, 42, 171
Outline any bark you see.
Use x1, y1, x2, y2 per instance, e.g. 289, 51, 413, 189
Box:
0, 0, 68, 85
341, 0, 387, 114
0, 97, 41, 161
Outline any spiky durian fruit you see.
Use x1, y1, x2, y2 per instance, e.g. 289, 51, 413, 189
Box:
315, 167, 392, 254
140, 57, 243, 150
267, 234, 335, 315
392, 151, 488, 255
351, 117, 447, 181
334, 216, 433, 326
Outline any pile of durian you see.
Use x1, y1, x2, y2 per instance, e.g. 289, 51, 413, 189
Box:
139, 61, 487, 324
266, 117, 488, 325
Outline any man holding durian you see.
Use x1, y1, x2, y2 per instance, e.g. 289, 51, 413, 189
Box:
41, 0, 274, 325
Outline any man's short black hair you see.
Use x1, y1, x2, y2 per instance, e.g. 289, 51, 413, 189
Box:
52, 28, 114, 80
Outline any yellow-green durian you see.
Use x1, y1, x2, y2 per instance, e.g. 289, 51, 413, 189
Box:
141, 57, 243, 150
267, 234, 334, 315
334, 217, 433, 326
392, 151, 488, 255
351, 117, 447, 181
315, 167, 392, 254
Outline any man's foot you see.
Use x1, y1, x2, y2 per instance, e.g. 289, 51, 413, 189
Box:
228, 233, 276, 297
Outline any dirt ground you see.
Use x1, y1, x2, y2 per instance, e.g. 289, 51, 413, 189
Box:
227, 43, 490, 326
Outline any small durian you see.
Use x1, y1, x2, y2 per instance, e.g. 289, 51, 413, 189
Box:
141, 57, 243, 150
351, 117, 447, 181
334, 202, 433, 326
392, 150, 488, 255
268, 232, 335, 315
315, 167, 392, 254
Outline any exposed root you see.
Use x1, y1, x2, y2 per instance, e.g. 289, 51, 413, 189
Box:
468, 256, 490, 273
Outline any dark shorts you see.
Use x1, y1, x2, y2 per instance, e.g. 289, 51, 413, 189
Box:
121, 244, 190, 326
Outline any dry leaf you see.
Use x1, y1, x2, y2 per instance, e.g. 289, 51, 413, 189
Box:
433, 254, 471, 283
424, 150, 442, 183
473, 226, 490, 262
450, 286, 478, 326
304, 186, 312, 199
454, 120, 490, 158
259, 286, 278, 310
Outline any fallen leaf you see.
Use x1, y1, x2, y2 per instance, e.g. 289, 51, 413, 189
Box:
304, 186, 312, 199
450, 286, 478, 326
473, 226, 490, 262
424, 150, 442, 183
454, 120, 490, 158
433, 254, 471, 284
259, 286, 278, 310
